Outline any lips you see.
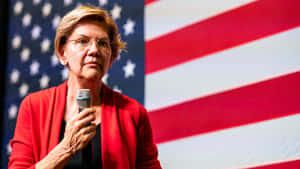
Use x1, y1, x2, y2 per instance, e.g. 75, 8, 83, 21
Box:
85, 61, 99, 65
84, 57, 103, 70
84, 61, 101, 68
84, 62, 103, 72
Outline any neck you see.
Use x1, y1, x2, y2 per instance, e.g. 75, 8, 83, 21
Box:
67, 74, 102, 106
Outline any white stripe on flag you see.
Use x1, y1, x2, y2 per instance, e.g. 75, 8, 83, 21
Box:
145, 0, 257, 40
157, 113, 300, 169
145, 27, 300, 111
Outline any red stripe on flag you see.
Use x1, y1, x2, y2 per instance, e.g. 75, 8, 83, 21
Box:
149, 71, 300, 144
146, 0, 300, 74
245, 159, 300, 169
145, 0, 158, 5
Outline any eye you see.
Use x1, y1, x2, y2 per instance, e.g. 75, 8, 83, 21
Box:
97, 40, 109, 47
77, 38, 89, 44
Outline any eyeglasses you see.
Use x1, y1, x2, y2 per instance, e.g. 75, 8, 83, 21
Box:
68, 37, 111, 51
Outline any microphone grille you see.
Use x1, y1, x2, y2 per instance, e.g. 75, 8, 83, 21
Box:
76, 89, 91, 99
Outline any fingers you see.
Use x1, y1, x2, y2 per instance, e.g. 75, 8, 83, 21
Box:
62, 108, 98, 153
78, 122, 97, 136
76, 112, 95, 128
76, 107, 96, 121
67, 108, 96, 133
79, 123, 97, 144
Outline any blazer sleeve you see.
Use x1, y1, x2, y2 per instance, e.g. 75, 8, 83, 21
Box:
135, 105, 162, 169
8, 96, 36, 169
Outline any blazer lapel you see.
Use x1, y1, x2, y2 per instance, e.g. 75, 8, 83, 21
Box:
101, 84, 130, 169
47, 81, 67, 153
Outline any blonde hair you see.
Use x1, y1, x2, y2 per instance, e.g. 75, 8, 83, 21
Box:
54, 6, 126, 62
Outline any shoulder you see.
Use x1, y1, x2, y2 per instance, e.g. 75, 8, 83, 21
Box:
23, 83, 62, 104
113, 90, 146, 114
16, 82, 65, 127
104, 86, 148, 126
20, 82, 66, 112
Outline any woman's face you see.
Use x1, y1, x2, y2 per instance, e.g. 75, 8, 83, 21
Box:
61, 20, 112, 81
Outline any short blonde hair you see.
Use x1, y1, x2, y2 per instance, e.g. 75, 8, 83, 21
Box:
54, 6, 126, 62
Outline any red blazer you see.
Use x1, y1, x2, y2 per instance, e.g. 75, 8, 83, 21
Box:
8, 81, 162, 169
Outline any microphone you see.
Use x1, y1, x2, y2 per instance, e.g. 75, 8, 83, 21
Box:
77, 89, 91, 112
76, 89, 93, 168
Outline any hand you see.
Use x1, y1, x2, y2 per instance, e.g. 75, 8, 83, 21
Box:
36, 108, 97, 169
61, 107, 97, 155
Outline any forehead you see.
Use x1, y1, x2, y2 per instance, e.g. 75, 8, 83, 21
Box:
69, 20, 109, 38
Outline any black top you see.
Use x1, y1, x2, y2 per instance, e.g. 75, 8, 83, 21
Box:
59, 120, 103, 169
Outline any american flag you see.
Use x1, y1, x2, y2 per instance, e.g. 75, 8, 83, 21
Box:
2, 0, 300, 169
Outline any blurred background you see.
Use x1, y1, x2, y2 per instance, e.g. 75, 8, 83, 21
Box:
1, 0, 300, 169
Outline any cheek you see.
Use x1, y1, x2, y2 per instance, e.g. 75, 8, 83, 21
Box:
67, 46, 85, 57
100, 50, 112, 63
66, 50, 85, 67
102, 48, 112, 58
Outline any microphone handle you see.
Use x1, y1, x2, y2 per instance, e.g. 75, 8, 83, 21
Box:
77, 89, 93, 168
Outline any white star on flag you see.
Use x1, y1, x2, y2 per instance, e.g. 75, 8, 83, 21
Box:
12, 35, 21, 49
52, 15, 61, 29
19, 83, 29, 97
40, 74, 50, 89
64, 0, 72, 6
102, 73, 109, 84
41, 38, 51, 53
110, 4, 122, 20
10, 69, 20, 84
33, 0, 41, 5
14, 1, 23, 15
8, 105, 18, 120
22, 13, 32, 27
123, 59, 136, 78
6, 143, 11, 155
42, 2, 52, 17
31, 25, 41, 40
113, 85, 122, 93
123, 18, 135, 36
20, 47, 30, 62
62, 67, 69, 80
99, 0, 108, 6
51, 53, 59, 66
30, 61, 40, 76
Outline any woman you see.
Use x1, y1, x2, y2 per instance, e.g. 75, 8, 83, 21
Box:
8, 6, 162, 169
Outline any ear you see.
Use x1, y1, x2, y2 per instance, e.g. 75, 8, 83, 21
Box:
58, 45, 68, 66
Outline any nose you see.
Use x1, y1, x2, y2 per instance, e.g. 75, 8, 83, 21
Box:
87, 40, 100, 56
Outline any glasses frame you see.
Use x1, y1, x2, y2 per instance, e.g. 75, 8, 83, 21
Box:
68, 36, 112, 51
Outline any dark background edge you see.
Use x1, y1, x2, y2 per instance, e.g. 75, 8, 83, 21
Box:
0, 0, 9, 165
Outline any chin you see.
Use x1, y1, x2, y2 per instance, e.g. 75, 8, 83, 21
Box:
83, 71, 103, 81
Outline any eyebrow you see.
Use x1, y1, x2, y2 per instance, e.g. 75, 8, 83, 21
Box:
76, 34, 110, 41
